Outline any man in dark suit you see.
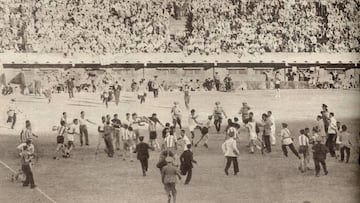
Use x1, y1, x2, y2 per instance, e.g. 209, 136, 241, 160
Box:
161, 157, 181, 203
134, 136, 154, 176
180, 144, 197, 185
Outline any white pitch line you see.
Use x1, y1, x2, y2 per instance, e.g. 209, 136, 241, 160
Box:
0, 159, 57, 203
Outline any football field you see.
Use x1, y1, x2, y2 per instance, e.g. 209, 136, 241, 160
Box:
0, 89, 359, 203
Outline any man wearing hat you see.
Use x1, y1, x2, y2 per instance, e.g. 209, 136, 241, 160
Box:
161, 157, 181, 203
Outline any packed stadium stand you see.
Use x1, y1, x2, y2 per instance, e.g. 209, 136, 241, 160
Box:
0, 0, 359, 55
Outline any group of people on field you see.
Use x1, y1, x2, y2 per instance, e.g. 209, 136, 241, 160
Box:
7, 95, 360, 203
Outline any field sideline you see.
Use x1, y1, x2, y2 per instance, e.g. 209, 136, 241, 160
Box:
0, 89, 359, 203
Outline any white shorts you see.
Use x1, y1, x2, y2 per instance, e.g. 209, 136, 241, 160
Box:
189, 125, 197, 132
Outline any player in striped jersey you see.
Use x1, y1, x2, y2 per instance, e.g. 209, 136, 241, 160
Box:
53, 120, 67, 160
298, 129, 310, 173
164, 128, 178, 155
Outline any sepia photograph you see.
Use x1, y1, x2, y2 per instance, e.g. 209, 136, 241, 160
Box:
0, 0, 359, 202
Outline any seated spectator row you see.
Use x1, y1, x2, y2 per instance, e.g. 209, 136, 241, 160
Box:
0, 0, 359, 55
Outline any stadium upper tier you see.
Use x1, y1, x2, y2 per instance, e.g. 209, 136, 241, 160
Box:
0, 0, 359, 55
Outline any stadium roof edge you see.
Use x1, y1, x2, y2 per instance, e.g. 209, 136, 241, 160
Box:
0, 53, 358, 65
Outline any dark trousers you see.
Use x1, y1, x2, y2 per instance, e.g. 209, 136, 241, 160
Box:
282, 144, 299, 158
263, 135, 271, 152
326, 134, 336, 157
314, 158, 327, 174
214, 118, 222, 132
340, 146, 350, 163
114, 94, 120, 106
139, 95, 145, 104
139, 158, 148, 173
173, 117, 182, 129
184, 168, 192, 184
215, 80, 220, 91
153, 89, 159, 98
7, 113, 16, 129
22, 165, 35, 186
68, 88, 74, 98
79, 125, 89, 145
104, 135, 114, 157
225, 156, 239, 174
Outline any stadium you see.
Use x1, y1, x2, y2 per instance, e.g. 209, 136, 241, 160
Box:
0, 0, 359, 203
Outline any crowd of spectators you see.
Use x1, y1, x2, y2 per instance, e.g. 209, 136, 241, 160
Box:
0, 0, 359, 55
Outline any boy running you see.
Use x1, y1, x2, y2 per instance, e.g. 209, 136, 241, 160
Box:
188, 109, 201, 144
194, 116, 212, 148
279, 123, 300, 159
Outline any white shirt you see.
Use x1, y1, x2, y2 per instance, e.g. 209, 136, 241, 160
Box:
67, 124, 77, 142
17, 143, 35, 155
181, 135, 191, 150
328, 117, 337, 134
79, 117, 87, 126
222, 137, 239, 157
246, 121, 257, 140
280, 128, 293, 145
188, 114, 198, 128
268, 115, 275, 131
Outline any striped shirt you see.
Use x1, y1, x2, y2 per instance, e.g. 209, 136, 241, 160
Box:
122, 129, 131, 141
58, 126, 67, 137
299, 134, 309, 146
164, 135, 177, 148
20, 128, 33, 143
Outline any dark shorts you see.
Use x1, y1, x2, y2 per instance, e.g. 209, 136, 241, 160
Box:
67, 141, 74, 148
57, 136, 64, 144
299, 146, 308, 155
164, 183, 176, 194
275, 84, 280, 89
201, 127, 209, 135
150, 131, 157, 140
